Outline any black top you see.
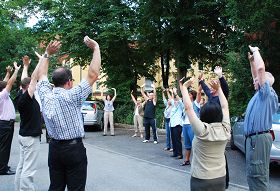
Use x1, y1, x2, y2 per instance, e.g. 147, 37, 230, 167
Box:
17, 91, 42, 137
144, 99, 156, 119
199, 76, 229, 105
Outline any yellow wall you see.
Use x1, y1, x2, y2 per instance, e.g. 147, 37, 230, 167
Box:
71, 58, 213, 97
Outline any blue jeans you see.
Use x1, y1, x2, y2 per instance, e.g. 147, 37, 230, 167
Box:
165, 118, 172, 149
182, 124, 194, 150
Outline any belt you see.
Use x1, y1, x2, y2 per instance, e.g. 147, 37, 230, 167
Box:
246, 130, 270, 138
0, 119, 15, 126
51, 138, 82, 145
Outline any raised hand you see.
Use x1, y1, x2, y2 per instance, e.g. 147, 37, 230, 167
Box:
209, 79, 220, 92
6, 66, 13, 74
22, 55, 31, 67
84, 36, 99, 50
248, 45, 260, 53
214, 66, 223, 78
183, 78, 194, 88
198, 72, 204, 81
140, 83, 145, 88
46, 40, 61, 55
13, 62, 21, 71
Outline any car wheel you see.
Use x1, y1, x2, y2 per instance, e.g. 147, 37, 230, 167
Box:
230, 131, 237, 150
99, 118, 104, 131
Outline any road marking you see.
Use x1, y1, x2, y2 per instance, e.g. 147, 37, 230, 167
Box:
84, 142, 249, 190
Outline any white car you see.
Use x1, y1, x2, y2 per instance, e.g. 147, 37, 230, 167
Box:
231, 106, 280, 163
81, 100, 104, 131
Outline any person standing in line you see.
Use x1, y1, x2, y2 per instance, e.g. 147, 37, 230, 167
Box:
101, 87, 117, 136
169, 87, 184, 159
244, 46, 278, 191
162, 88, 173, 151
181, 78, 231, 191
180, 78, 202, 166
141, 83, 158, 144
130, 91, 144, 138
14, 54, 42, 190
0, 62, 21, 175
37, 36, 101, 191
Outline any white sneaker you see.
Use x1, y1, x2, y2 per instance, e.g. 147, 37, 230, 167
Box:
142, 140, 149, 143
132, 134, 137, 137
153, 141, 158, 144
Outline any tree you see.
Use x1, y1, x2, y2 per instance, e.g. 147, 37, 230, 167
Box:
138, 0, 230, 84
226, 0, 280, 115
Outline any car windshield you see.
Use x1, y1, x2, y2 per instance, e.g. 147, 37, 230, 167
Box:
272, 107, 280, 124
82, 102, 95, 111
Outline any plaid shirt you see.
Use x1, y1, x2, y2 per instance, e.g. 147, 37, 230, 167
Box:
37, 78, 92, 140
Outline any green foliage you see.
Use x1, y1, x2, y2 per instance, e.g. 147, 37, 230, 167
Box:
225, 0, 280, 115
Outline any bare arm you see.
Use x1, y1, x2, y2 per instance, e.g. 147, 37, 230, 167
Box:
248, 52, 257, 82
162, 89, 166, 101
180, 79, 199, 125
249, 46, 266, 86
84, 36, 101, 86
38, 41, 61, 81
3, 66, 12, 82
152, 83, 157, 104
140, 84, 149, 101
100, 88, 106, 101
196, 85, 202, 104
21, 55, 31, 80
131, 91, 137, 105
5, 62, 21, 92
111, 88, 117, 102
27, 52, 44, 97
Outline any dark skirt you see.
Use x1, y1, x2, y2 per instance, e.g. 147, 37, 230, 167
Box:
190, 176, 226, 191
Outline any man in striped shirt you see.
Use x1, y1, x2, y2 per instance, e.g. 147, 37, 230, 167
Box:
37, 36, 101, 191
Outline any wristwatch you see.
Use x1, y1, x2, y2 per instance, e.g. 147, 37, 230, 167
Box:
44, 53, 49, 58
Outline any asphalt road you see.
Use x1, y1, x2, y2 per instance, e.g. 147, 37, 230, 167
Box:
1, 124, 279, 191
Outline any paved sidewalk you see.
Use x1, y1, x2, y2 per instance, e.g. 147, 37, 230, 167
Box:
0, 124, 248, 191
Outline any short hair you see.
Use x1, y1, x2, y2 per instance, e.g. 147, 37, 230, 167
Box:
265, 72, 274, 86
200, 101, 223, 124
21, 77, 31, 89
189, 89, 197, 100
0, 81, 7, 92
52, 67, 73, 87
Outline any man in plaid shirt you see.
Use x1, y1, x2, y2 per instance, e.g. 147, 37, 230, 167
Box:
37, 36, 101, 191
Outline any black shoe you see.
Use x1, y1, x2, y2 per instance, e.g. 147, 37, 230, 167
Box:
170, 154, 178, 157
180, 161, 190, 166
0, 169, 16, 175
177, 155, 183, 159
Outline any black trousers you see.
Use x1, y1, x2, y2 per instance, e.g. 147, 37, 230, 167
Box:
143, 118, 157, 141
48, 138, 87, 191
0, 120, 14, 173
191, 176, 226, 191
171, 125, 182, 157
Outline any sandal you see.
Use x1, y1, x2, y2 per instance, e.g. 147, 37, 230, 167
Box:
180, 160, 190, 166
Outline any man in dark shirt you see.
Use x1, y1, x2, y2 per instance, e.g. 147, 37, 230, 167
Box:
198, 66, 229, 102
15, 55, 43, 191
140, 83, 158, 144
